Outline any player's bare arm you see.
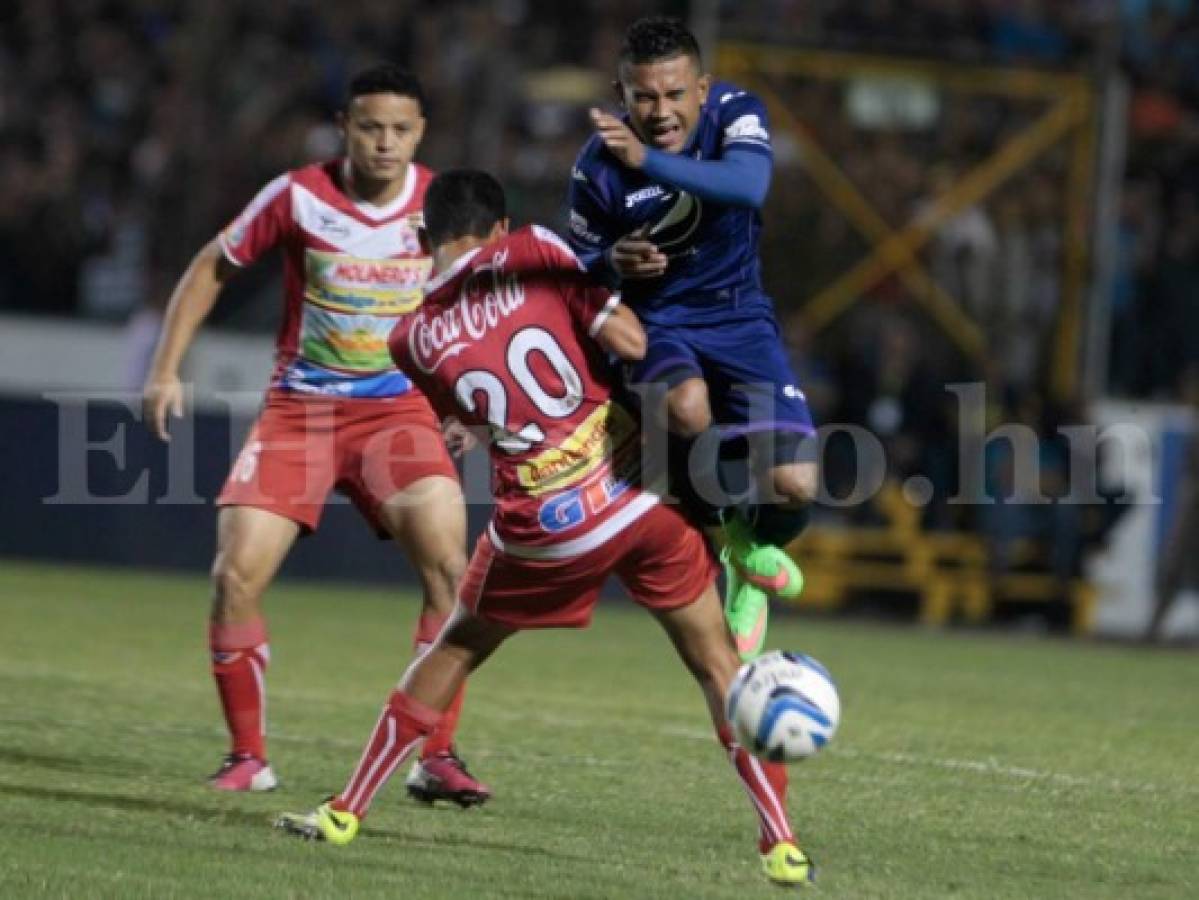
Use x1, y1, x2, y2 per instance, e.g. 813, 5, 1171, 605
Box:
593, 104, 771, 212
595, 302, 647, 361
142, 239, 239, 441
441, 416, 478, 457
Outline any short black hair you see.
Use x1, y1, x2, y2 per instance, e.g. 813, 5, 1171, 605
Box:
423, 170, 507, 247
346, 64, 425, 111
619, 16, 702, 73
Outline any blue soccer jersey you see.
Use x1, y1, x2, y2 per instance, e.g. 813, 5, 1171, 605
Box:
568, 81, 776, 328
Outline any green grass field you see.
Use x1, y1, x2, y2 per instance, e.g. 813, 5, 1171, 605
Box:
0, 561, 1195, 898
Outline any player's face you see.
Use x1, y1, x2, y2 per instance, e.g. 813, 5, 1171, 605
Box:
618, 54, 710, 154
340, 93, 425, 183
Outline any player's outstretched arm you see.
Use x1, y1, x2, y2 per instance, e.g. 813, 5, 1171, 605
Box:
142, 239, 238, 441
595, 302, 647, 362
589, 109, 772, 209
640, 147, 771, 208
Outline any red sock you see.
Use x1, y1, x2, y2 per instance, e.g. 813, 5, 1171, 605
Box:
333, 690, 441, 819
717, 723, 795, 853
422, 683, 465, 757
209, 618, 270, 760
411, 611, 466, 759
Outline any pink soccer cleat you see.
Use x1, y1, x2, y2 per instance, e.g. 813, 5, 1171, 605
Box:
405, 750, 491, 807
208, 754, 279, 792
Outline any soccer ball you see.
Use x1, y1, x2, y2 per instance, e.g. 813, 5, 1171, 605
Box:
725, 651, 840, 762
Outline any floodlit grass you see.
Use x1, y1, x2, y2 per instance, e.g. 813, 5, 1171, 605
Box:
0, 561, 1195, 898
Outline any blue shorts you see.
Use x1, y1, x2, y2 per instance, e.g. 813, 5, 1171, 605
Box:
628, 316, 816, 455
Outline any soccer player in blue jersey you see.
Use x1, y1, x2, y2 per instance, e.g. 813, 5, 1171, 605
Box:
568, 17, 816, 664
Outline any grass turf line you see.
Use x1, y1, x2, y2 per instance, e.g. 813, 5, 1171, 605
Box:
0, 561, 1195, 899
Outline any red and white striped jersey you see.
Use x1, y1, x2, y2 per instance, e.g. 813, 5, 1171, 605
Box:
390, 224, 657, 557
219, 158, 434, 398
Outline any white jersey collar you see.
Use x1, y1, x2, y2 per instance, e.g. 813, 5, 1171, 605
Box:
342, 158, 416, 221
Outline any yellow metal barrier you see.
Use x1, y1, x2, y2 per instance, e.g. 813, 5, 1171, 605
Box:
718, 44, 1098, 398
786, 484, 1097, 634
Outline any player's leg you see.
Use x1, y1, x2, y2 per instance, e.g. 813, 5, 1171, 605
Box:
207, 505, 301, 790
208, 397, 332, 789
375, 474, 490, 805
653, 588, 814, 887
275, 605, 514, 842
702, 319, 817, 658
624, 334, 710, 489
665, 376, 713, 438
728, 454, 817, 592
348, 393, 489, 804
276, 521, 615, 842
720, 435, 816, 597
331, 606, 512, 820
624, 333, 766, 656
618, 505, 814, 887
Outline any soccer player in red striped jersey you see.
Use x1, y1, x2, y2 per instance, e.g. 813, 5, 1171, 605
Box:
141, 66, 487, 803
275, 170, 815, 889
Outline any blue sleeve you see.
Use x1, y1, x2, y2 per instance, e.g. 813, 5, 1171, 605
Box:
641, 147, 772, 209
567, 161, 622, 286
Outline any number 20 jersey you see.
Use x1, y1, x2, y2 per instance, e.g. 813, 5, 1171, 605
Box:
389, 225, 657, 558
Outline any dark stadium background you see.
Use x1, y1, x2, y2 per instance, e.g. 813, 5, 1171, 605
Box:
2, 0, 1197, 641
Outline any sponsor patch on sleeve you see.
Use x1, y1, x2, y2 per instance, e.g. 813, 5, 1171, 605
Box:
723, 113, 770, 148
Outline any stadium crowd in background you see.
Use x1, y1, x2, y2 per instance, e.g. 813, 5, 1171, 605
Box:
1, 0, 1196, 398
0, 0, 1187, 582
0, 0, 667, 327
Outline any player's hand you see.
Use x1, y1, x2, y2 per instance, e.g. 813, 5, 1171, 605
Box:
442, 416, 478, 457
608, 227, 668, 279
590, 108, 647, 169
142, 374, 184, 442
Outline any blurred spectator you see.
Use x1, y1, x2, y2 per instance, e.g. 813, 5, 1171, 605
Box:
825, 307, 959, 527
990, 0, 1071, 65
0, 0, 638, 323
728, 0, 1199, 404
3, 0, 1197, 413
916, 165, 999, 325
782, 310, 837, 428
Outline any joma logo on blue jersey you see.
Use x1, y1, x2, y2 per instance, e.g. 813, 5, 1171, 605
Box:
625, 186, 667, 208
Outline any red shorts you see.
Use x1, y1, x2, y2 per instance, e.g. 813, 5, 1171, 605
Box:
459, 503, 719, 629
218, 391, 458, 535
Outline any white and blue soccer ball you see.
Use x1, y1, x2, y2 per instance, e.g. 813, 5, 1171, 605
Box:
725, 651, 840, 763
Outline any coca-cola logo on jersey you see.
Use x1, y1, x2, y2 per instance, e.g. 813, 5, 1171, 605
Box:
409, 249, 526, 374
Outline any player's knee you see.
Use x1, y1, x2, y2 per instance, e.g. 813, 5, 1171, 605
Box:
210, 556, 264, 620
667, 383, 712, 439
771, 462, 818, 507
439, 609, 514, 664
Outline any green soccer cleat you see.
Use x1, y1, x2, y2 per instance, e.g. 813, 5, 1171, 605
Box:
723, 547, 769, 661
722, 540, 744, 615
274, 801, 359, 846
761, 841, 817, 888
723, 512, 805, 601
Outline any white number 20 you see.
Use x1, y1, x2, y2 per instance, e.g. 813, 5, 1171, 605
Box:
453, 327, 583, 454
